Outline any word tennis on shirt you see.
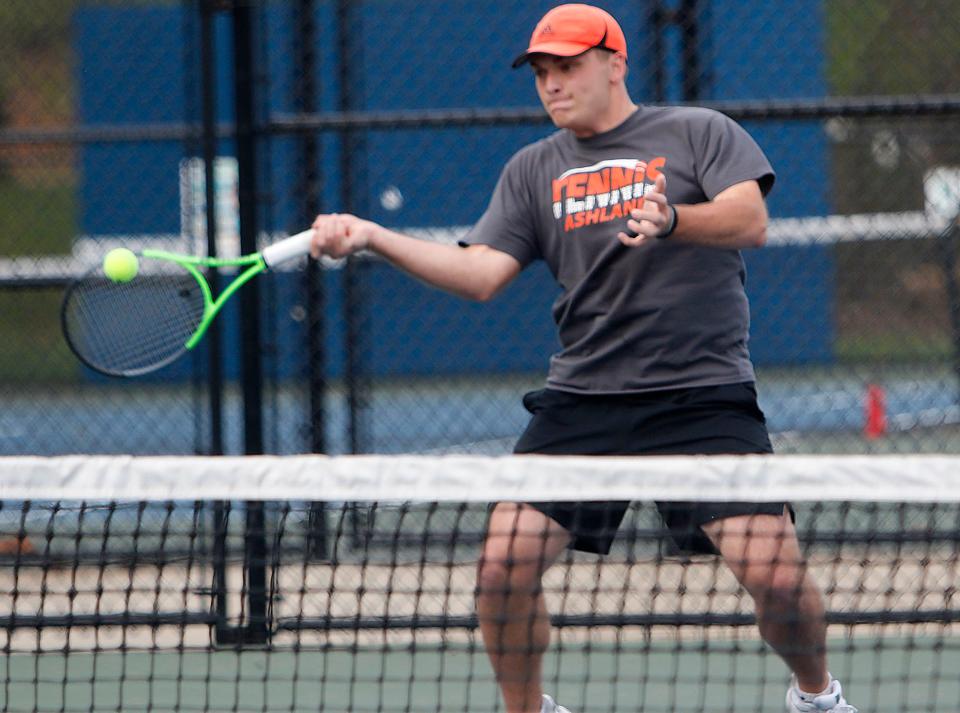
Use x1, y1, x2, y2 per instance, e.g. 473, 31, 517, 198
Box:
552, 157, 665, 232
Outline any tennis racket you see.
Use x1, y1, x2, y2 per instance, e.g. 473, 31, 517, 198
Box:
61, 230, 313, 377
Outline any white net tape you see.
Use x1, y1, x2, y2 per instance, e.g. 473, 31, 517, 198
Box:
2, 453, 959, 502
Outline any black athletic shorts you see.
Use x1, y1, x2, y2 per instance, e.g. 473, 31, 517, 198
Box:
512, 382, 786, 556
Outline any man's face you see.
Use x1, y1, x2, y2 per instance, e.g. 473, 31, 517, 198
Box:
529, 49, 619, 137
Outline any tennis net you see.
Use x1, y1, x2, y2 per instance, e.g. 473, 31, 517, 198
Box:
1, 454, 958, 713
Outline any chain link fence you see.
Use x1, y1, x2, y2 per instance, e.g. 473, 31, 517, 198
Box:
1, 0, 959, 456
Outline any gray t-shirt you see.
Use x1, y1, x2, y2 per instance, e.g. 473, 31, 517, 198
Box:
462, 105, 775, 394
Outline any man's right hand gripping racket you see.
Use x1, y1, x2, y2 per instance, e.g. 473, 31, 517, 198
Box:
61, 230, 313, 377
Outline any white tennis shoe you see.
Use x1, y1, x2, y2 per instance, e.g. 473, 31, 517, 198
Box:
786, 676, 858, 713
540, 694, 572, 713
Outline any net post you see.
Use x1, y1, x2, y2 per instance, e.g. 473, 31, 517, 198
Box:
243, 501, 270, 644
211, 500, 233, 646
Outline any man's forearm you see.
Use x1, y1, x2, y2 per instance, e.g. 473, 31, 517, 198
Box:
368, 228, 518, 302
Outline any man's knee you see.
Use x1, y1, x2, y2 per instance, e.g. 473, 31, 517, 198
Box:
476, 545, 541, 600
477, 504, 570, 600
743, 563, 810, 614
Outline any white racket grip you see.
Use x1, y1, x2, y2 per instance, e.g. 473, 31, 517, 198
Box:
262, 229, 314, 267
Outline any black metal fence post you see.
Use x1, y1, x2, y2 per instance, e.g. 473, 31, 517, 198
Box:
295, 0, 329, 560
199, 0, 225, 458
232, 0, 267, 645
336, 0, 369, 458
936, 218, 960, 409
196, 0, 233, 649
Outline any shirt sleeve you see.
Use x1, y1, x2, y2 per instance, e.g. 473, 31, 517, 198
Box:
694, 111, 776, 199
458, 151, 541, 268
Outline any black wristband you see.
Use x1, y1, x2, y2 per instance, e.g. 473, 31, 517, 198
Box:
657, 205, 677, 239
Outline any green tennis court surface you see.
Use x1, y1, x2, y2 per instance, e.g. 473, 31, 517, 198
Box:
3, 638, 958, 713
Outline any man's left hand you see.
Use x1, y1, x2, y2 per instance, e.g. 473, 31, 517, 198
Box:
618, 173, 672, 246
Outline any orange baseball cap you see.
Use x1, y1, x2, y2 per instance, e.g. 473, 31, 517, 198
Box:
512, 4, 628, 68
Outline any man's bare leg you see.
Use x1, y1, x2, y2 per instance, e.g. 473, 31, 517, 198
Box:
476, 503, 571, 713
703, 510, 829, 693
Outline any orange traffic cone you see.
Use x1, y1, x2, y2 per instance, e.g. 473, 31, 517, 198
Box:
0, 536, 33, 556
865, 384, 887, 440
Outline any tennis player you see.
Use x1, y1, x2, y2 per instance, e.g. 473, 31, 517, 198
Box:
310, 4, 856, 712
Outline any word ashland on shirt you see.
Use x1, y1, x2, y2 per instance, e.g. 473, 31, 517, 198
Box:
551, 157, 665, 232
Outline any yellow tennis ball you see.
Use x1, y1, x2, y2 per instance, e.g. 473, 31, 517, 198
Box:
102, 248, 139, 283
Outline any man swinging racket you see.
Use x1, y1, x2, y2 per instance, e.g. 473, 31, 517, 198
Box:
310, 5, 857, 713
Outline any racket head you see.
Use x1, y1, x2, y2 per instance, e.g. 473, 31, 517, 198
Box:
61, 254, 209, 377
